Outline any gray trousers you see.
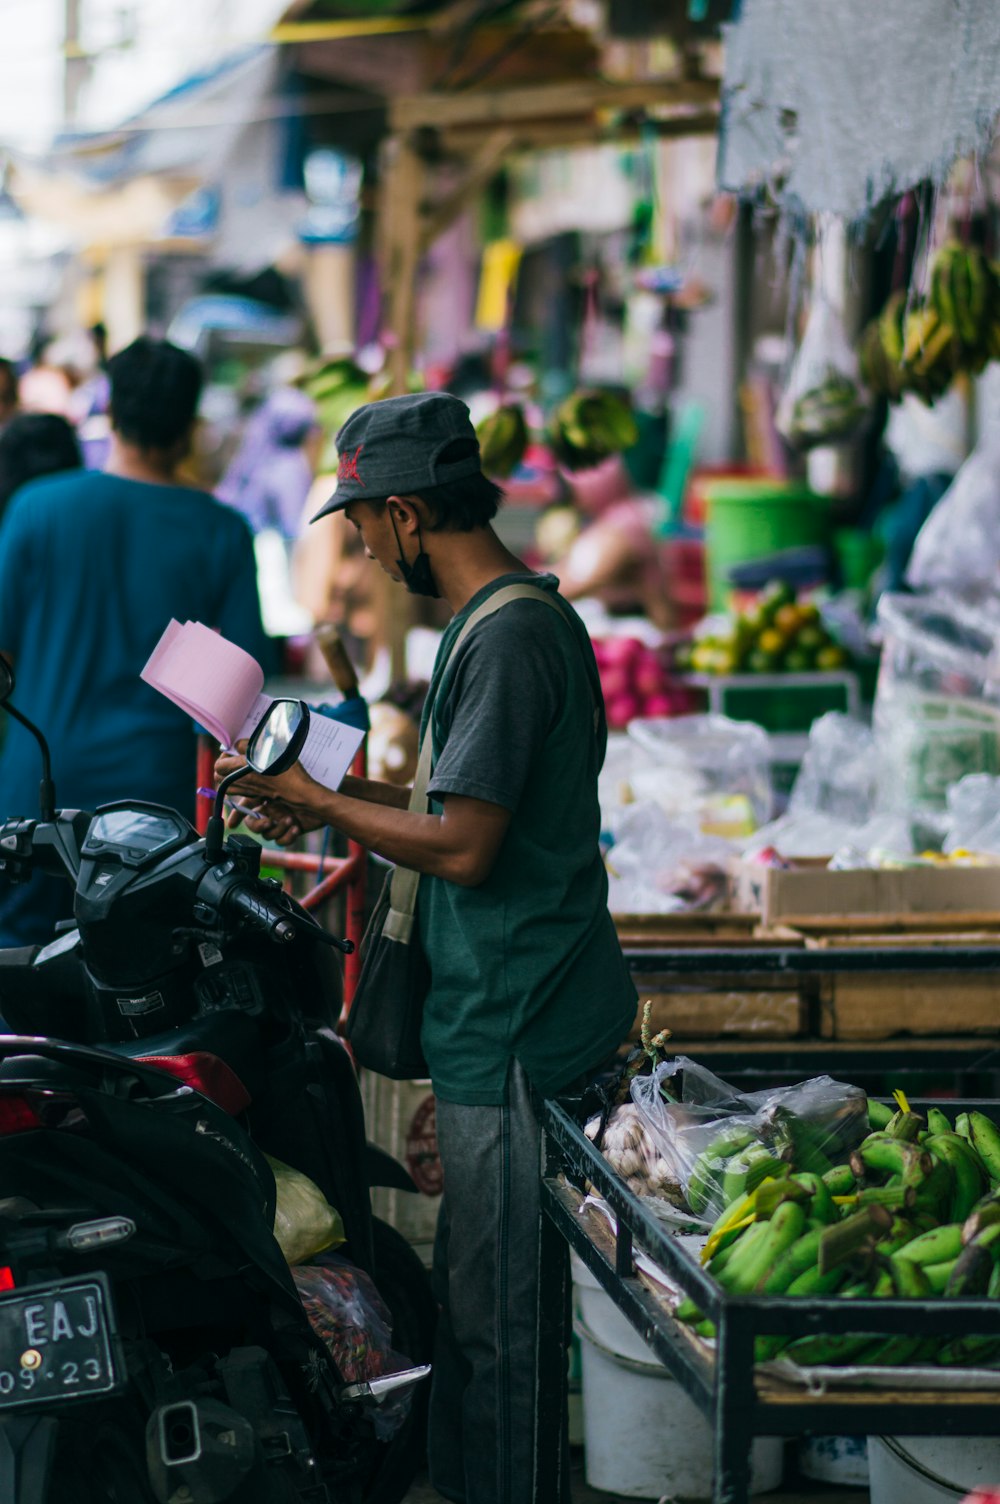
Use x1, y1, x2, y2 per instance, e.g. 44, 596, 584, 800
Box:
428, 1061, 570, 1504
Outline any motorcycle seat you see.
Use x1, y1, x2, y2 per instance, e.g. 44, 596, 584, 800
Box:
106, 1011, 264, 1105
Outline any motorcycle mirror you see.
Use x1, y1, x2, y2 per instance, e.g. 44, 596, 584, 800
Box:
0, 652, 56, 820
246, 698, 310, 775
204, 699, 310, 864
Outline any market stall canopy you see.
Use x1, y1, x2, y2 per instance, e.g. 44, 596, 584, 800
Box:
9, 45, 330, 271
278, 0, 602, 97
718, 0, 1000, 222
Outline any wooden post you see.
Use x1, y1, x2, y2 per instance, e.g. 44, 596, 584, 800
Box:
384, 135, 424, 400
378, 135, 427, 682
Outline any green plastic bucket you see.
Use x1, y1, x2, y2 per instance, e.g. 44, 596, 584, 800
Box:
703, 480, 832, 608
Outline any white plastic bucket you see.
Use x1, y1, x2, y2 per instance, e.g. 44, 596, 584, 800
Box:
869, 1434, 1000, 1504
798, 1435, 869, 1487
571, 1254, 783, 1499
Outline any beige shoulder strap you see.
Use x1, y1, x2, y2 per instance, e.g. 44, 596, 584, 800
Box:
383, 583, 565, 940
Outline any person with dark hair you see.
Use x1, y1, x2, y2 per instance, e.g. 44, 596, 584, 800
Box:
0, 357, 19, 425
0, 336, 268, 946
0, 412, 82, 522
217, 390, 635, 1504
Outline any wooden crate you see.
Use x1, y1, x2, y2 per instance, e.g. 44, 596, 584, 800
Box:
618, 912, 808, 1039
630, 984, 806, 1040
613, 911, 762, 948
790, 925, 1000, 1041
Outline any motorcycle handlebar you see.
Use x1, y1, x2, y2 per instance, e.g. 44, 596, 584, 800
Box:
224, 886, 298, 944
223, 883, 354, 954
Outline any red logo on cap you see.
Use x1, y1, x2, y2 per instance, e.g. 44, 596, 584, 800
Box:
338, 444, 365, 486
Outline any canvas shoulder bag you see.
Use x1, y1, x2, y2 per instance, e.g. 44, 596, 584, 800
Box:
343, 582, 575, 1079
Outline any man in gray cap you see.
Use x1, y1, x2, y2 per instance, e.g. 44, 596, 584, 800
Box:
218, 390, 635, 1504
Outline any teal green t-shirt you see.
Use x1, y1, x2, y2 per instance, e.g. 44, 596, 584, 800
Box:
417, 572, 636, 1105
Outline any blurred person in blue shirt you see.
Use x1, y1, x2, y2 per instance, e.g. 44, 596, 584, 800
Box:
0, 336, 269, 947
0, 412, 82, 525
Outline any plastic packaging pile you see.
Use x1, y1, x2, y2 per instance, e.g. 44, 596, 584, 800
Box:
601, 715, 773, 913
267, 1156, 412, 1439
745, 711, 912, 864
907, 440, 1000, 599
874, 592, 1000, 827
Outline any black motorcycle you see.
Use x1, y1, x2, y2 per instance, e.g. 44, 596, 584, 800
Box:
0, 660, 436, 1504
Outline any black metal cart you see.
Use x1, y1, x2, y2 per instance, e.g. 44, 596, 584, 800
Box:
536, 1097, 1000, 1504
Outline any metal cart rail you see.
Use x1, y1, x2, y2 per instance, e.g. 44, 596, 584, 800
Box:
537, 1096, 1000, 1504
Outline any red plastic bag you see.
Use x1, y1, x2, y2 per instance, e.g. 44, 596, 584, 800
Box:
292, 1252, 415, 1439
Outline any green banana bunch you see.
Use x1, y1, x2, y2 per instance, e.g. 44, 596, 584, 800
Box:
549, 389, 638, 472
686, 1125, 756, 1216
877, 293, 907, 367
721, 1145, 782, 1208
790, 1172, 838, 1225
781, 1330, 873, 1367
476, 403, 528, 478
754, 1265, 847, 1363
911, 1159, 955, 1221
885, 1108, 925, 1143
850, 1134, 932, 1184
926, 1133, 987, 1221
895, 1221, 964, 1267
963, 1190, 1000, 1245
944, 1222, 1000, 1297
965, 1112, 1000, 1183
714, 1200, 808, 1296
770, 1108, 835, 1176
875, 1216, 922, 1256
755, 1225, 826, 1295
823, 1162, 856, 1197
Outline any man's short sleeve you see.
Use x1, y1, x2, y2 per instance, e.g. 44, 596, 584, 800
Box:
427, 606, 565, 811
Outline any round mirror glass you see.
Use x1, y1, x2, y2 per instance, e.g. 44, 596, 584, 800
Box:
0, 653, 13, 705
247, 699, 308, 774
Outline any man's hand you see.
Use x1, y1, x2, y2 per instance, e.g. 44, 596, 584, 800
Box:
213, 749, 328, 845
227, 797, 318, 846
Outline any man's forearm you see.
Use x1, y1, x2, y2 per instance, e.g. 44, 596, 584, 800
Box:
307, 789, 457, 878
340, 773, 410, 810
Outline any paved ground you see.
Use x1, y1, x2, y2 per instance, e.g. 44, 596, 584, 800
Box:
402, 1448, 870, 1501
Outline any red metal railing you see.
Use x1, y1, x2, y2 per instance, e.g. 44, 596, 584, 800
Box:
195, 737, 367, 1006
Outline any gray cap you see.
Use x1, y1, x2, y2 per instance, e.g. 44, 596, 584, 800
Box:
311, 391, 483, 521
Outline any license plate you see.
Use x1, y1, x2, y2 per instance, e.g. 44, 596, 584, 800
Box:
0, 1276, 122, 1409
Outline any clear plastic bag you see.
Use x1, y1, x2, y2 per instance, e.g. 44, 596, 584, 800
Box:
874, 592, 1000, 817
627, 714, 773, 832
627, 1058, 868, 1225
943, 773, 1000, 856
906, 444, 1000, 596
744, 713, 914, 861
776, 298, 868, 451
292, 1252, 414, 1440
605, 802, 733, 914
266, 1155, 346, 1266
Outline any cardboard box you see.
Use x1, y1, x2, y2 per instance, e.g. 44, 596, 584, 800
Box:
732, 858, 1000, 928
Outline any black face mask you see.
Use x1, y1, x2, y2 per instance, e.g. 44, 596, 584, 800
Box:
390, 512, 440, 599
